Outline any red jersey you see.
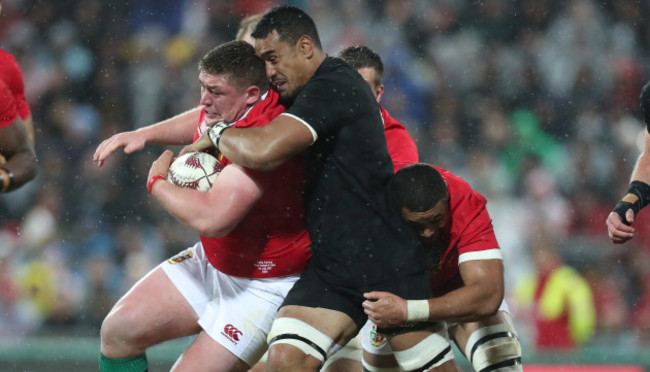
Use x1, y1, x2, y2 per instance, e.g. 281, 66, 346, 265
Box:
428, 165, 501, 296
0, 49, 30, 120
194, 90, 311, 279
0, 79, 17, 128
380, 105, 418, 171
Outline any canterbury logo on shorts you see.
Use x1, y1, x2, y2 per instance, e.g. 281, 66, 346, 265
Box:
221, 324, 243, 344
167, 250, 193, 264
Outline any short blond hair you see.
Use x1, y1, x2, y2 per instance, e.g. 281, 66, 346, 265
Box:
236, 13, 263, 41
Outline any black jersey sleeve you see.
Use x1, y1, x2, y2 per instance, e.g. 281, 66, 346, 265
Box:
286, 64, 360, 139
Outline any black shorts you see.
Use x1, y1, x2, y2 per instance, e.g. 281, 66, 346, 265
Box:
281, 264, 432, 330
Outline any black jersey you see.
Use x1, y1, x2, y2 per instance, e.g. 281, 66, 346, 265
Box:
284, 57, 430, 291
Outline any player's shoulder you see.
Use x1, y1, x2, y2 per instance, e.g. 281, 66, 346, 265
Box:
432, 164, 487, 205
0, 79, 14, 102
0, 48, 13, 61
314, 57, 359, 85
379, 105, 405, 129
0, 48, 19, 70
235, 90, 285, 129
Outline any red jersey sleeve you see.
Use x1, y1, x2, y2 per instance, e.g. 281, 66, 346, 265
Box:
438, 166, 500, 260
380, 105, 418, 171
0, 49, 30, 120
429, 166, 500, 295
0, 79, 18, 129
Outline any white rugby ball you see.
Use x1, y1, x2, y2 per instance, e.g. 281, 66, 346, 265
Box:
167, 152, 222, 192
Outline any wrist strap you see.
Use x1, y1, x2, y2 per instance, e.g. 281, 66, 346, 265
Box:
207, 122, 230, 151
0, 167, 12, 193
613, 180, 650, 225
147, 175, 166, 194
406, 300, 430, 322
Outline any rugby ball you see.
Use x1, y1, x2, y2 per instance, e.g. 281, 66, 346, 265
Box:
167, 152, 222, 192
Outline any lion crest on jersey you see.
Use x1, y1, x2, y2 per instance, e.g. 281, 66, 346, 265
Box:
369, 323, 387, 348
167, 249, 194, 264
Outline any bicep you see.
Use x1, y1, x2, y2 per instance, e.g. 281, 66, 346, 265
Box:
458, 259, 504, 290
205, 164, 264, 227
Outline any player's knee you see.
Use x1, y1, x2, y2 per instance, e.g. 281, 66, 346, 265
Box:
392, 330, 454, 372
266, 317, 335, 371
464, 323, 522, 372
266, 343, 321, 371
323, 358, 361, 372
100, 305, 147, 354
362, 352, 400, 372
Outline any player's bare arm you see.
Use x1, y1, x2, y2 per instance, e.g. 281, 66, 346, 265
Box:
148, 150, 263, 237
94, 107, 201, 167
23, 114, 34, 147
363, 259, 504, 328
182, 114, 314, 171
0, 118, 37, 192
608, 81, 650, 243
607, 132, 650, 243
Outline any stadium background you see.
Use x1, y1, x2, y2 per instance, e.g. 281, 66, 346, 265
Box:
1, 0, 650, 370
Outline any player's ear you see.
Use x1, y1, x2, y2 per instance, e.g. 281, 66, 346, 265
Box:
244, 85, 262, 105
297, 35, 314, 59
375, 84, 385, 103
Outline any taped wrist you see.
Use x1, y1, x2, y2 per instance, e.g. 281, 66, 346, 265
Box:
406, 300, 430, 322
613, 181, 650, 225
207, 122, 231, 151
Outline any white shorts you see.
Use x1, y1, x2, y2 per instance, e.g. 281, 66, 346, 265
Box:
161, 242, 300, 366
362, 300, 511, 355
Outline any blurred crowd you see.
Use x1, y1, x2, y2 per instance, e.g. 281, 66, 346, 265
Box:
2, 0, 650, 352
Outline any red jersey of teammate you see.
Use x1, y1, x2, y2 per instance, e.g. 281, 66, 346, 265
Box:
380, 105, 418, 171
428, 165, 501, 296
193, 90, 311, 279
0, 79, 18, 128
0, 49, 31, 120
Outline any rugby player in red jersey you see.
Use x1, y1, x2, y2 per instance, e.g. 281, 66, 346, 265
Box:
339, 45, 418, 172
362, 163, 523, 372
0, 78, 37, 193
94, 41, 310, 372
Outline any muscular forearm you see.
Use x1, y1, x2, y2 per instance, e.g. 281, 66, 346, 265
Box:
631, 147, 650, 185
217, 115, 314, 171
425, 284, 503, 324
138, 107, 201, 145
219, 126, 293, 171
1, 149, 37, 192
151, 181, 239, 237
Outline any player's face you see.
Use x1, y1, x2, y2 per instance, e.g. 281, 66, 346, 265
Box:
401, 199, 450, 244
198, 72, 249, 125
357, 67, 383, 103
255, 31, 311, 105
